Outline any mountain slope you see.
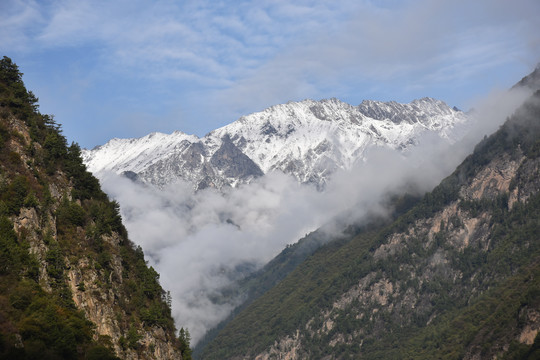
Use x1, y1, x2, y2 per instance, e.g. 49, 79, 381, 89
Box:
199, 89, 540, 359
0, 57, 187, 359
193, 193, 422, 357
83, 97, 467, 190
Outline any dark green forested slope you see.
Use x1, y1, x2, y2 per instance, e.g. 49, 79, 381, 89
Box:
194, 191, 421, 357
0, 57, 188, 359
201, 89, 540, 358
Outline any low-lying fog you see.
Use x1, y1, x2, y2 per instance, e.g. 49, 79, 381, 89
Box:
99, 88, 530, 344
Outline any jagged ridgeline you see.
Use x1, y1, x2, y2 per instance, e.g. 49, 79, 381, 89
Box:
0, 57, 190, 359
200, 91, 540, 356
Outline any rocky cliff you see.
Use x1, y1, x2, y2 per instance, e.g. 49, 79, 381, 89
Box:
0, 57, 186, 359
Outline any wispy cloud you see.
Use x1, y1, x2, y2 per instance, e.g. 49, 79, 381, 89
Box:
218, 0, 540, 115
0, 0, 43, 51
5, 0, 539, 86
2, 0, 539, 146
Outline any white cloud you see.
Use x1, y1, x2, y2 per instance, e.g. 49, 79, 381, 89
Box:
217, 0, 540, 115
3, 0, 539, 146
100, 172, 331, 343
0, 0, 44, 51
101, 145, 433, 344
5, 0, 540, 92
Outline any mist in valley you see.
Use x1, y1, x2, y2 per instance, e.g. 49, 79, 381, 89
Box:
95, 84, 533, 344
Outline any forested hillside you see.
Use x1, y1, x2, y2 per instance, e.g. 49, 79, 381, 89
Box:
194, 193, 421, 356
200, 89, 540, 357
0, 56, 188, 359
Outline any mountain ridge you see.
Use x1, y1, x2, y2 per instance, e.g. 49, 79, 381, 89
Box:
83, 97, 468, 190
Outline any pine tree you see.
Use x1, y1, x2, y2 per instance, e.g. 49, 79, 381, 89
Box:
178, 327, 192, 360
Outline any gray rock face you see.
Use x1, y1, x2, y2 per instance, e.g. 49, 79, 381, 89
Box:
358, 97, 455, 125
209, 135, 264, 181
140, 141, 212, 188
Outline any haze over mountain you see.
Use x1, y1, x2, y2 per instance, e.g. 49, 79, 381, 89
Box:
81, 82, 532, 345
2, 53, 538, 359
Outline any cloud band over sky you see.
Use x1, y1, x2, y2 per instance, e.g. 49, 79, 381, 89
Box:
1, 0, 539, 148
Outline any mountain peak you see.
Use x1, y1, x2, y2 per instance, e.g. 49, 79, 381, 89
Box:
513, 63, 540, 90
84, 96, 468, 190
357, 97, 458, 125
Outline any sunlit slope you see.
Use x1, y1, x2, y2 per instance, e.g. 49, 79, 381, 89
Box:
201, 90, 540, 359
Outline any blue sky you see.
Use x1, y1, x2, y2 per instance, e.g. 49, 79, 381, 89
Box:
2, 0, 539, 149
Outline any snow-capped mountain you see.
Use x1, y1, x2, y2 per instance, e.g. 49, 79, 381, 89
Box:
82, 97, 468, 190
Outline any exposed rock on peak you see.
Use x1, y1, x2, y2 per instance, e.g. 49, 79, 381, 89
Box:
358, 97, 458, 125
83, 97, 468, 190
209, 135, 264, 185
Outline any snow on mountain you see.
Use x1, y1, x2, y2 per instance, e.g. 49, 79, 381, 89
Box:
82, 97, 468, 190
